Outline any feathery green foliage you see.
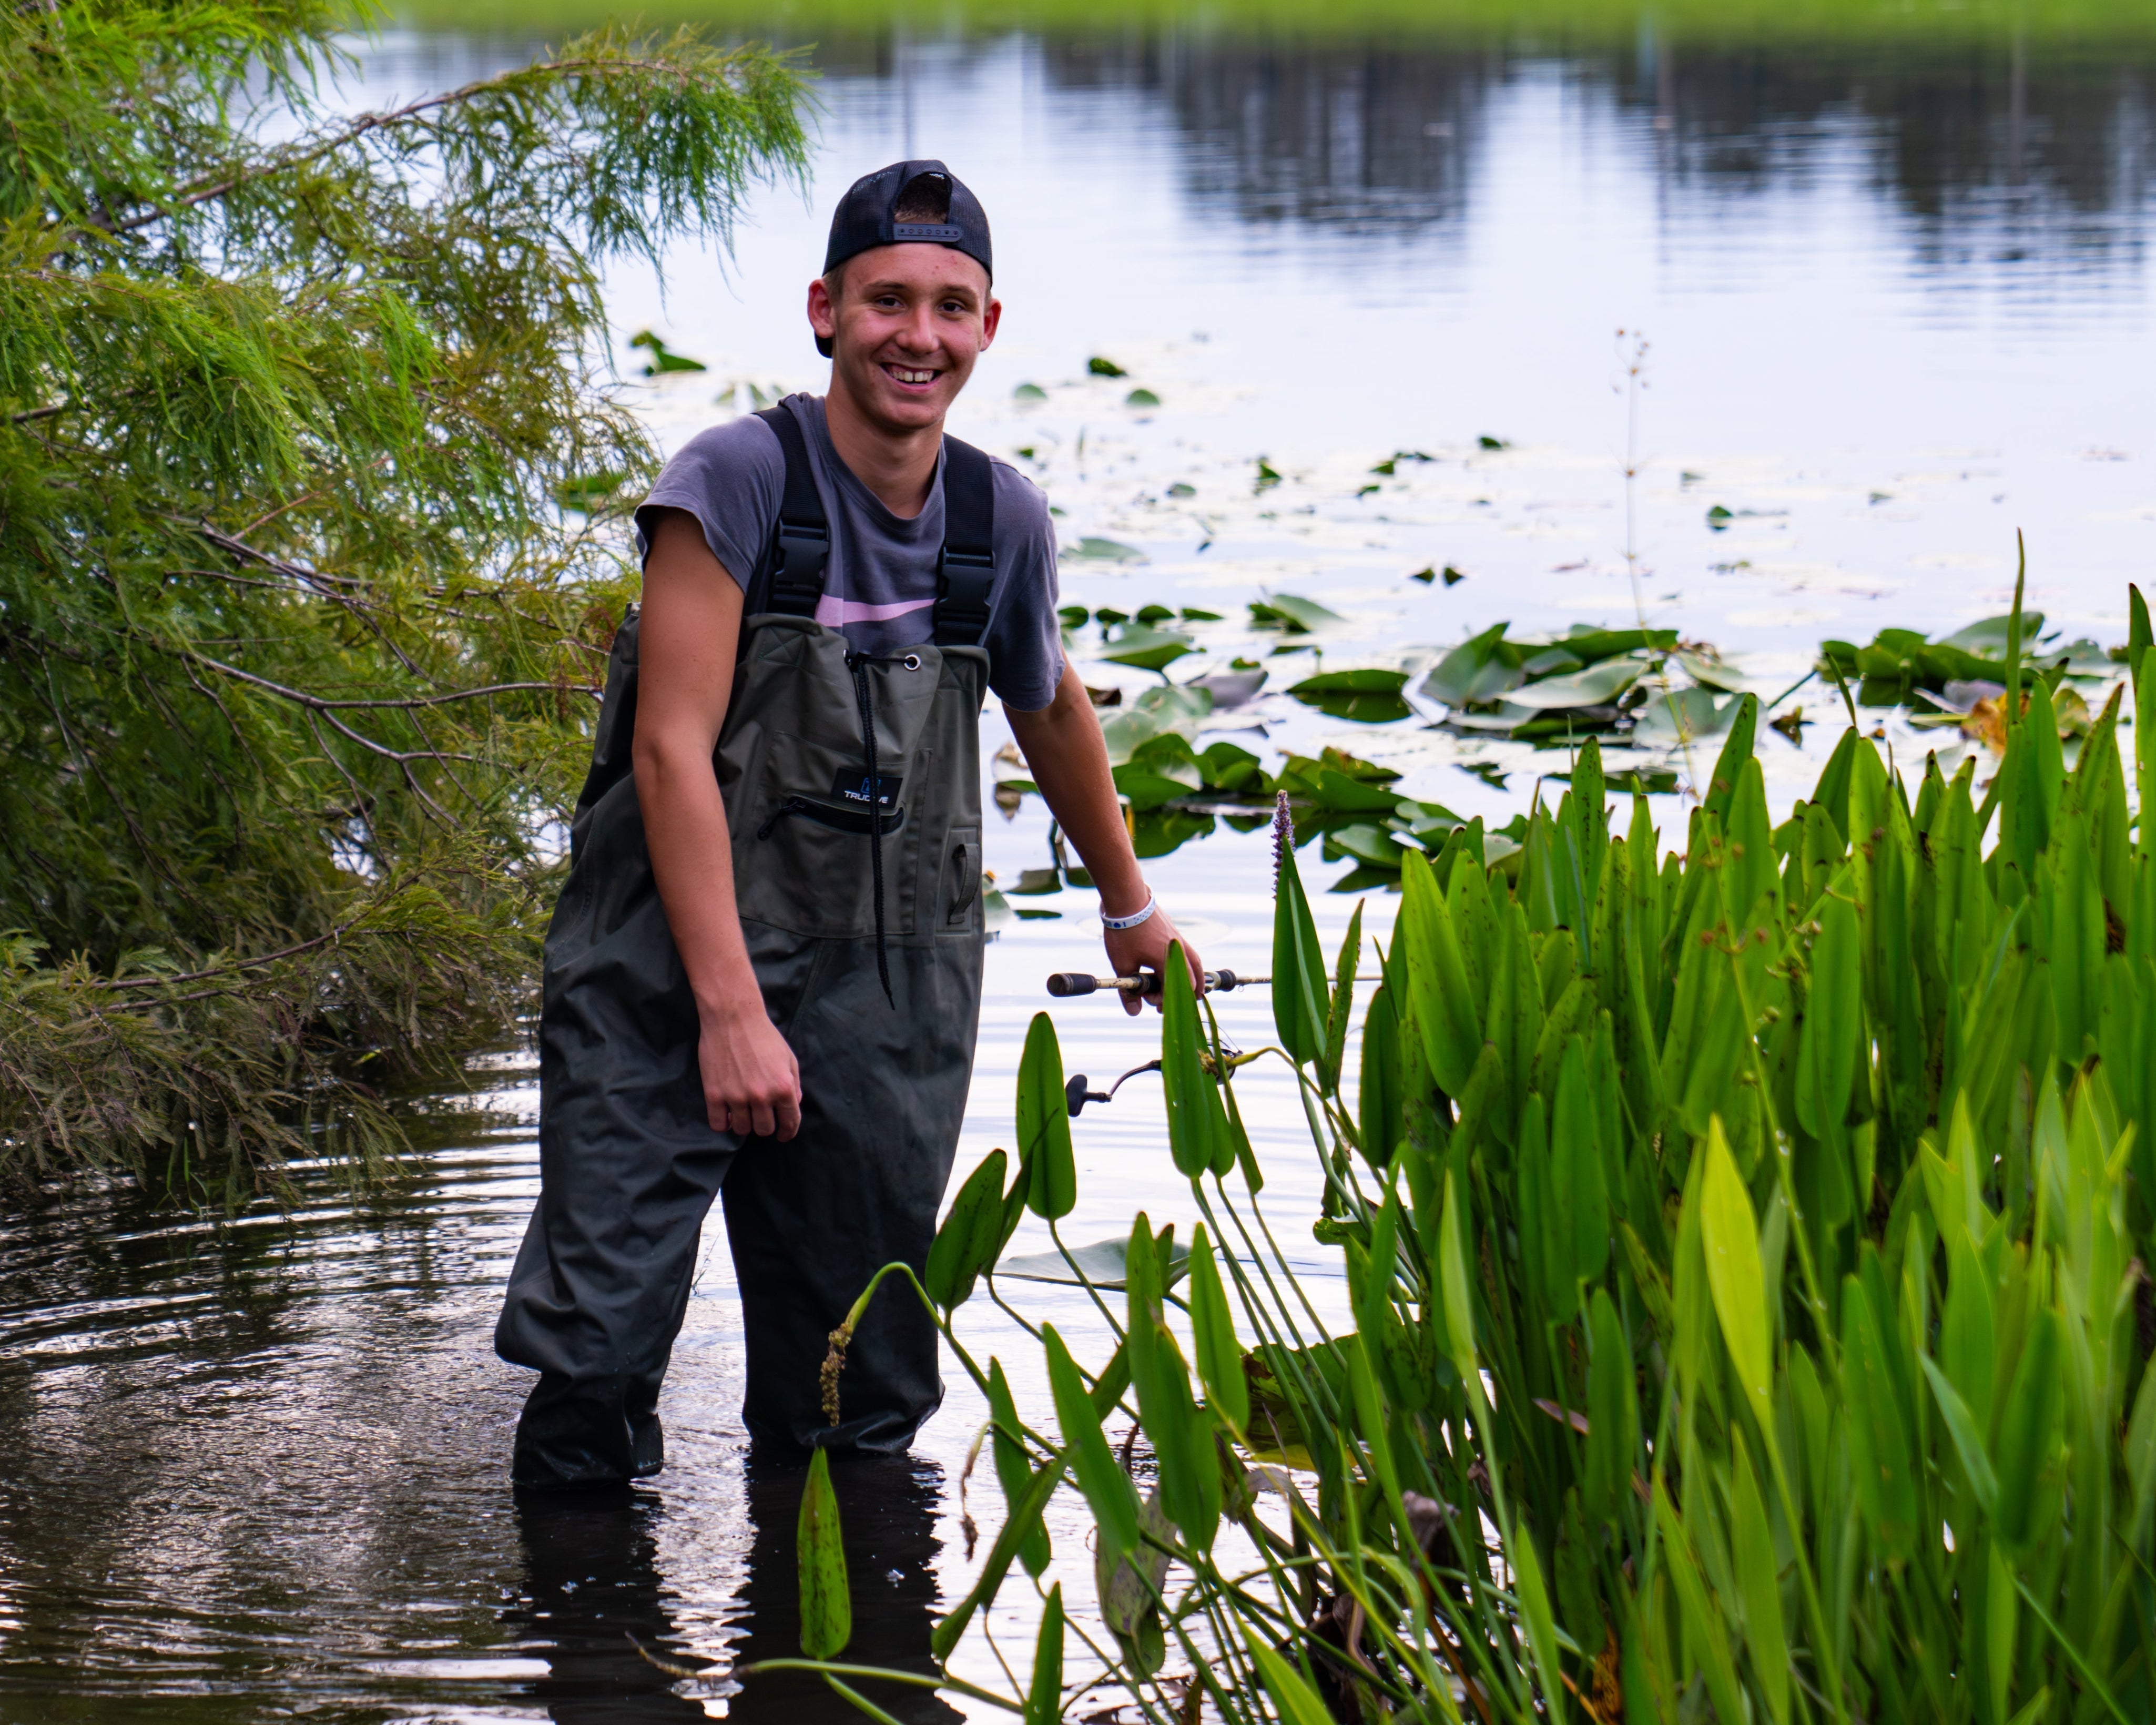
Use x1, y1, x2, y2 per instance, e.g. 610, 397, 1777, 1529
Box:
791, 580, 2156, 1723
0, 0, 808, 1194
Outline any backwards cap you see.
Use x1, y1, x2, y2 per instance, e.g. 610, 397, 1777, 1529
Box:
818, 160, 993, 358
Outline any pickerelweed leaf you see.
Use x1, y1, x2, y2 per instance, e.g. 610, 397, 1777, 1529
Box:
1017, 1014, 1076, 1219
924, 1148, 1009, 1311
796, 1446, 850, 1660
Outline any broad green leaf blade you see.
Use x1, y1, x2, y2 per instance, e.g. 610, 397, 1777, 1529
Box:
924, 1149, 1008, 1312
1272, 806, 1330, 1063
1024, 1583, 1065, 1725
1994, 1307, 2062, 1551
1919, 1354, 2000, 1519
1701, 1118, 1777, 1457
1358, 982, 1403, 1166
931, 1443, 1070, 1660
1044, 1323, 1141, 1569
1240, 1628, 1341, 1725
1017, 1013, 1076, 1219
1504, 1511, 1567, 1720
989, 1359, 1052, 1578
797, 1447, 851, 1660
1187, 1225, 1248, 1432
1438, 1170, 1479, 1387
1160, 945, 1215, 1176
1730, 1428, 1789, 1725
1655, 1485, 1747, 1725
1400, 849, 1482, 1095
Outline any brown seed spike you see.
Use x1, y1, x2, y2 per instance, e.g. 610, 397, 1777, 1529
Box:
820, 1322, 853, 1425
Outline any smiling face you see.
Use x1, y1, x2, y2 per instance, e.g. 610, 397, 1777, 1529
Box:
808, 244, 1000, 437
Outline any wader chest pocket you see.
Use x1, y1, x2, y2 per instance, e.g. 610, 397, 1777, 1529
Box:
733, 731, 919, 939
943, 826, 980, 929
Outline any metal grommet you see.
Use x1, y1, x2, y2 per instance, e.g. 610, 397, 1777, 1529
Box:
903, 654, 922, 671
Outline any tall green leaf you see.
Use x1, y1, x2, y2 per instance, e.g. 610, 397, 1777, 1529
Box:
1044, 1323, 1141, 1570
989, 1358, 1052, 1578
1400, 848, 1483, 1094
924, 1149, 1009, 1312
797, 1446, 851, 1660
1272, 801, 1330, 1063
1701, 1118, 1777, 1455
1018, 1012, 1076, 1219
1160, 947, 1216, 1178
1024, 1584, 1065, 1725
1187, 1224, 1248, 1432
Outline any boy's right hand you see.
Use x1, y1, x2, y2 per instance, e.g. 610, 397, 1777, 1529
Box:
698, 1005, 803, 1141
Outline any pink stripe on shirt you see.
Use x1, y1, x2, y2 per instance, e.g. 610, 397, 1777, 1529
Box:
813, 594, 935, 627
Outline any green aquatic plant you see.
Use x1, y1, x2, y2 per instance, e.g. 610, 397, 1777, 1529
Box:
0, 0, 808, 1192
761, 579, 2156, 1723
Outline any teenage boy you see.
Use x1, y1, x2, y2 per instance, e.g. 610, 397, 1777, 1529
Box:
496, 160, 1201, 1486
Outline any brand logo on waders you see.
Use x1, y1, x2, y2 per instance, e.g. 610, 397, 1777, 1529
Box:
832, 769, 901, 809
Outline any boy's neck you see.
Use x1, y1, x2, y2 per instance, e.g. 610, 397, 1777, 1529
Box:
821, 381, 943, 520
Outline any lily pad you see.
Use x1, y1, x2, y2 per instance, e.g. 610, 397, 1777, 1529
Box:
1012, 382, 1048, 401
1503, 657, 1643, 711
1323, 823, 1408, 870
1099, 625, 1194, 671
1630, 685, 1738, 749
1064, 536, 1147, 563
1006, 867, 1063, 896
1301, 690, 1413, 723
1287, 667, 1410, 698
999, 1232, 1192, 1289
1125, 388, 1161, 408
1097, 683, 1212, 764
1249, 593, 1345, 633
1186, 666, 1267, 709
1087, 356, 1128, 378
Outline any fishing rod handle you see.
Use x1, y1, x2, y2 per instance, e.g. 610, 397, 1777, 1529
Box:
1045, 969, 1267, 997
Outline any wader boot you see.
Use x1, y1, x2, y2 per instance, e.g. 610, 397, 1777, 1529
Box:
495, 408, 999, 1485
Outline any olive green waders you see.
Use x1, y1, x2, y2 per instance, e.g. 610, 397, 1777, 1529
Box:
495, 410, 999, 1485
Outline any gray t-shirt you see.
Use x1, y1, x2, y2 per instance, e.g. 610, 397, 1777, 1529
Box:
635, 394, 1064, 711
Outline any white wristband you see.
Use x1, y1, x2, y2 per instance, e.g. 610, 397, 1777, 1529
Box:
1100, 891, 1156, 931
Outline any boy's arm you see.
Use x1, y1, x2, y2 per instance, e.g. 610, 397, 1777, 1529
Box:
632, 509, 803, 1139
1005, 662, 1204, 1016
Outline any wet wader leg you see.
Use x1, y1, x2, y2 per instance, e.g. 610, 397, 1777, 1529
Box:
496, 905, 738, 1487
721, 932, 983, 1452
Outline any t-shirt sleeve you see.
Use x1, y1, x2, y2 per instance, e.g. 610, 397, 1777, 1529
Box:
983, 462, 1065, 711
632, 415, 786, 590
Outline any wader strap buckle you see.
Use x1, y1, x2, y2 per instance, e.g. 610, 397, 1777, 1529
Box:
767, 523, 829, 617
931, 437, 998, 647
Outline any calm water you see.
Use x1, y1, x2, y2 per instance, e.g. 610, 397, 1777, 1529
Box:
4, 12, 2154, 1720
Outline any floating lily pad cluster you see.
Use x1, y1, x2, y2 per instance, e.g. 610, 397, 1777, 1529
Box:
1424, 620, 1745, 747
1818, 611, 2114, 707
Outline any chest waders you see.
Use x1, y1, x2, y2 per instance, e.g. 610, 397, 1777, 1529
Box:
495, 409, 997, 1485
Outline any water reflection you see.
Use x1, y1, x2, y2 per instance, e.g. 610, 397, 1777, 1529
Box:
721, 1454, 959, 1724
512, 1487, 710, 1722
1034, 32, 2152, 262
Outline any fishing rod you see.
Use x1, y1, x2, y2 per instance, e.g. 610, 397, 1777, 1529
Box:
1044, 969, 1269, 998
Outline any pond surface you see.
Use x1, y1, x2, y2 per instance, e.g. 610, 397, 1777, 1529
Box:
4, 7, 2154, 1720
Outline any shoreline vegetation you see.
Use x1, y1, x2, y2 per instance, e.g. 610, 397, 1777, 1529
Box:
387, 0, 2156, 49
779, 609, 2156, 1720
0, 0, 809, 1200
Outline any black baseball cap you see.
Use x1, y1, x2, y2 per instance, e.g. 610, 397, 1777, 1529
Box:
817, 160, 993, 358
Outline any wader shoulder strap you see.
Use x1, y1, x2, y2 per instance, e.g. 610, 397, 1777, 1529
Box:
932, 435, 996, 648
741, 407, 998, 645
747, 405, 829, 618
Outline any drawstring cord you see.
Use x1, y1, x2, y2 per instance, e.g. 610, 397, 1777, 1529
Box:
846, 651, 916, 1008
